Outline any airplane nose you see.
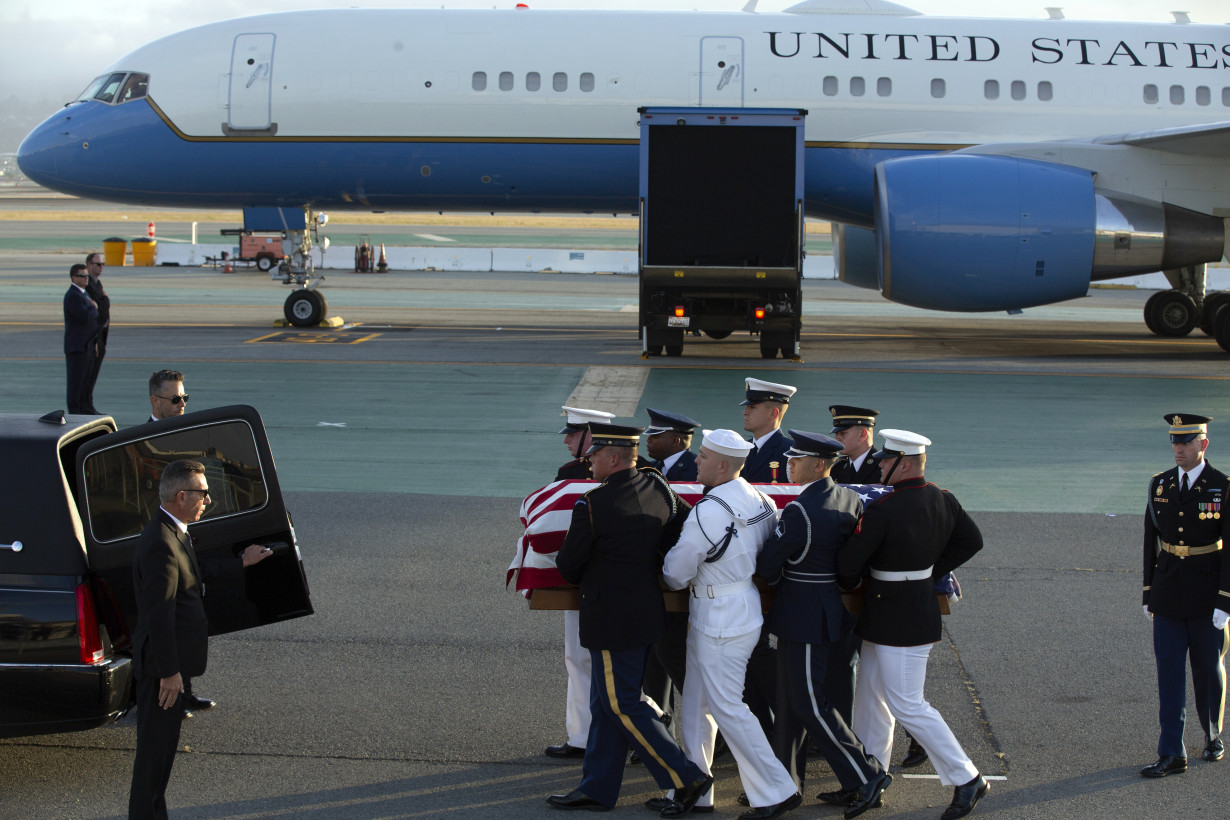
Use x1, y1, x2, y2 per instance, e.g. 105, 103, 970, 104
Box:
16, 113, 68, 188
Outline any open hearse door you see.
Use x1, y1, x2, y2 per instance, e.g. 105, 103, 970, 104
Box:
75, 404, 313, 647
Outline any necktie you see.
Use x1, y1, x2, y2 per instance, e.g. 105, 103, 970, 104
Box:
1181, 473, 1190, 494
750, 443, 759, 459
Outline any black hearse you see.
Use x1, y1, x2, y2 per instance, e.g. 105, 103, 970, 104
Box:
0, 405, 312, 738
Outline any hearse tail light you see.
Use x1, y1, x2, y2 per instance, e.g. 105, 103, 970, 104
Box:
754, 306, 766, 320
76, 583, 105, 664
674, 305, 687, 318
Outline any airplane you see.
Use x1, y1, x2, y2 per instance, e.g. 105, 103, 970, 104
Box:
16, 0, 1230, 346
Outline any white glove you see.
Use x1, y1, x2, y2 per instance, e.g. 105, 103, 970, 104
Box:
1214, 610, 1229, 630
1143, 605, 1153, 622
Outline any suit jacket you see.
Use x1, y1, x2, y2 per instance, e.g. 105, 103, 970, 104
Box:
743, 429, 792, 484
758, 477, 862, 644
554, 457, 591, 481
656, 450, 698, 482
839, 477, 983, 646
85, 275, 110, 328
63, 285, 99, 354
555, 467, 690, 651
1143, 461, 1230, 619
131, 510, 209, 680
830, 450, 879, 485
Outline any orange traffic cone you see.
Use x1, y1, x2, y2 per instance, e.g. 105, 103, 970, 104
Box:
377, 244, 388, 272
222, 251, 232, 273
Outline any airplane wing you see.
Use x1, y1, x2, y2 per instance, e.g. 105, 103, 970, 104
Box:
1092, 120, 1230, 158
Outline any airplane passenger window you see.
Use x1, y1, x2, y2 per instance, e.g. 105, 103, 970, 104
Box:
822, 76, 838, 96
527, 72, 541, 92
472, 72, 487, 91
1169, 85, 1184, 105
499, 72, 514, 91
1196, 86, 1210, 106
553, 72, 568, 92
1224, 87, 1230, 106
1143, 84, 1158, 104
119, 73, 150, 103
580, 73, 595, 92
984, 80, 999, 100
930, 78, 946, 99
94, 72, 128, 104
877, 77, 892, 97
1037, 81, 1053, 101
850, 77, 865, 97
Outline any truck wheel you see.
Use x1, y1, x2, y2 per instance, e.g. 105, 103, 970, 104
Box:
760, 341, 778, 359
702, 329, 731, 340
285, 290, 327, 327
646, 345, 664, 356
665, 345, 683, 357
257, 254, 276, 272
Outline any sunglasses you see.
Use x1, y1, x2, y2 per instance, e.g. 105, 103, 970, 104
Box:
154, 393, 189, 405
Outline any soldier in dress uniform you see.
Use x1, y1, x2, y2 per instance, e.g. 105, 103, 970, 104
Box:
757, 431, 891, 820
838, 431, 988, 820
546, 406, 616, 760
1141, 413, 1230, 777
741, 379, 796, 485
657, 429, 801, 820
645, 408, 700, 482
548, 423, 713, 815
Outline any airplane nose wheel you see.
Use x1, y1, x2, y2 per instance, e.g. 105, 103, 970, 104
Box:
285, 289, 327, 327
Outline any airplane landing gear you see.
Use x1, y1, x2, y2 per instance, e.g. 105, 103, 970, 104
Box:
285, 289, 328, 327
1145, 290, 1199, 337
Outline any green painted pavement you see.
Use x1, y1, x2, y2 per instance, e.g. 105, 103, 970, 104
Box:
2, 359, 1223, 515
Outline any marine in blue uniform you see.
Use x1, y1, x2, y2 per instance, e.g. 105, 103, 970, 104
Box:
757, 431, 891, 820
1141, 413, 1230, 777
548, 423, 712, 815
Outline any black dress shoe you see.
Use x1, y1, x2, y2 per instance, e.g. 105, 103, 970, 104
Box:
900, 738, 928, 769
737, 792, 750, 806
844, 772, 892, 819
184, 694, 216, 711
738, 792, 802, 819
545, 743, 586, 759
181, 710, 194, 721
644, 797, 713, 814
629, 749, 643, 765
1202, 739, 1225, 762
940, 775, 989, 820
817, 787, 856, 806
1140, 756, 1188, 778
547, 790, 610, 811
660, 775, 714, 817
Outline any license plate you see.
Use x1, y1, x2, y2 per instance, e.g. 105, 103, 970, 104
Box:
667, 316, 691, 328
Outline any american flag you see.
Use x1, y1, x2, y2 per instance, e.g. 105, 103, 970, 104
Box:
507, 480, 893, 596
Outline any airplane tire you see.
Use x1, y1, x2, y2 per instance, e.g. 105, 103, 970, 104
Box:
1149, 290, 1197, 337
1142, 291, 1165, 335
1215, 306, 1230, 353
1198, 292, 1230, 337
285, 289, 327, 327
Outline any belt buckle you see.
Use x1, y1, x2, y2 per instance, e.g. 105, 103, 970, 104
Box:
1174, 543, 1189, 558
706, 585, 715, 599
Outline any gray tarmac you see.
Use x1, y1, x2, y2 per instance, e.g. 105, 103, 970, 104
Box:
1, 220, 1228, 818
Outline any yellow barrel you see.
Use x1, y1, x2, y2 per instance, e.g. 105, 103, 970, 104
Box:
103, 237, 127, 267
131, 238, 157, 267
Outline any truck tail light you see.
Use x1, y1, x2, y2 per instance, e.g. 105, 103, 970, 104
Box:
76, 582, 105, 664
754, 307, 766, 320
674, 305, 687, 318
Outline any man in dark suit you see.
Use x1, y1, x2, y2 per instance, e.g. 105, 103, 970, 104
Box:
839, 430, 988, 820
148, 370, 189, 423
128, 460, 271, 820
63, 264, 99, 414
1141, 413, 1230, 777
547, 423, 712, 815
740, 379, 796, 485
82, 252, 110, 414
758, 431, 890, 819
546, 406, 615, 760
644, 407, 700, 481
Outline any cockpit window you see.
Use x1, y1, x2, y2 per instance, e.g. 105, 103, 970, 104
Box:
75, 75, 110, 103
92, 72, 128, 104
72, 72, 151, 106
119, 73, 150, 103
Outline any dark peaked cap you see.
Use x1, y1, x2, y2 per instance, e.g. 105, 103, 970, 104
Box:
645, 407, 700, 436
583, 422, 644, 456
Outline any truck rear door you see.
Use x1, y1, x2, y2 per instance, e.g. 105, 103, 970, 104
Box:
74, 405, 313, 646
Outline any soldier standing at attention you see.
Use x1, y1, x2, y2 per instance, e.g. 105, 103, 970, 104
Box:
1141, 413, 1230, 777
838, 430, 988, 820
644, 408, 701, 482
741, 379, 796, 485
546, 406, 615, 760
548, 423, 712, 815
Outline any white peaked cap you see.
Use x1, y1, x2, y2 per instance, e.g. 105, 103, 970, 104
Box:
561, 406, 616, 427
702, 428, 755, 458
877, 429, 931, 456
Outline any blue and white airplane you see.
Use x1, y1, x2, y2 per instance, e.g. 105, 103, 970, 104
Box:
17, 0, 1230, 343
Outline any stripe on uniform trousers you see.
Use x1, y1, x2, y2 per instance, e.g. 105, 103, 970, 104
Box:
599, 649, 687, 789
804, 643, 869, 784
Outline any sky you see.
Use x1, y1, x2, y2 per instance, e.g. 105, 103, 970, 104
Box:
2, 0, 1227, 148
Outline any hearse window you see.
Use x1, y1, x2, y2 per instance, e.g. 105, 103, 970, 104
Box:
553, 72, 568, 92
580, 72, 595, 92
1037, 81, 1053, 101
499, 71, 514, 91
930, 78, 946, 99
1196, 86, 1210, 106
877, 77, 892, 97
527, 72, 541, 92
850, 77, 865, 97
472, 72, 487, 91
984, 80, 999, 100
82, 421, 269, 543
1170, 85, 1184, 105
1011, 80, 1026, 101
119, 73, 150, 103
822, 76, 838, 96
93, 72, 128, 104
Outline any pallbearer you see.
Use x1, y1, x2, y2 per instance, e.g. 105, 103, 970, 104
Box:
740, 378, 796, 485
644, 407, 701, 481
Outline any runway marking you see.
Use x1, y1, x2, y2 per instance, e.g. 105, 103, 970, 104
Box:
414, 233, 455, 242
245, 331, 383, 344
564, 366, 649, 417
